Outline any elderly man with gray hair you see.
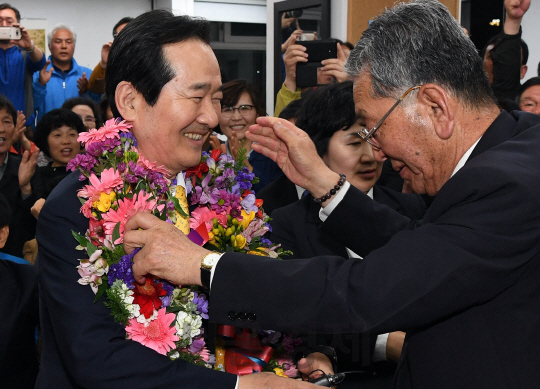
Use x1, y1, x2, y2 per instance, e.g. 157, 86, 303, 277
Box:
32, 24, 99, 122
124, 1, 540, 388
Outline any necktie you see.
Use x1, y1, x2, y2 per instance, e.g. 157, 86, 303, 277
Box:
174, 185, 190, 234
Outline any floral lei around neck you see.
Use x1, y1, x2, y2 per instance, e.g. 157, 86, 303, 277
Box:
68, 118, 295, 373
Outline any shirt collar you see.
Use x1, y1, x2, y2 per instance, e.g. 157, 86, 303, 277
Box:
451, 137, 482, 178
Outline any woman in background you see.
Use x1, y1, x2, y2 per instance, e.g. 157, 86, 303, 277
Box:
215, 79, 282, 192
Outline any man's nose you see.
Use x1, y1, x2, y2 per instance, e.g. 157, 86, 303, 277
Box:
198, 99, 219, 129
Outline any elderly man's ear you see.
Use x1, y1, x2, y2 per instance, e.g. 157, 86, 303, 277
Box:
417, 84, 455, 140
115, 81, 140, 122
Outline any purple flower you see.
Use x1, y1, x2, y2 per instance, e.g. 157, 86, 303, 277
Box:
158, 280, 175, 306
120, 131, 138, 147
259, 330, 282, 344
189, 338, 205, 354
128, 161, 146, 177
282, 334, 302, 353
117, 162, 126, 172
107, 248, 140, 288
193, 292, 209, 319
261, 237, 272, 247
125, 173, 138, 184
67, 153, 97, 172
241, 194, 258, 213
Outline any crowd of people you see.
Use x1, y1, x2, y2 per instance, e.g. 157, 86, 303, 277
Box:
1, 0, 540, 388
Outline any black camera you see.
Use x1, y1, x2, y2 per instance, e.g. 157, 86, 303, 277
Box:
285, 10, 303, 18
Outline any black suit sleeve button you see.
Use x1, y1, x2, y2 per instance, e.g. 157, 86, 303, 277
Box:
237, 312, 247, 322
228, 311, 237, 321
247, 312, 256, 322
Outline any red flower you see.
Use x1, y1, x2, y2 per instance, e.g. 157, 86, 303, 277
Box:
88, 218, 106, 247
132, 279, 167, 319
255, 199, 264, 208
185, 162, 209, 186
242, 190, 252, 197
210, 149, 223, 161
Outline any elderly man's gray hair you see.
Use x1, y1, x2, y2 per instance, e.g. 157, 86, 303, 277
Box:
345, 0, 494, 108
47, 24, 77, 47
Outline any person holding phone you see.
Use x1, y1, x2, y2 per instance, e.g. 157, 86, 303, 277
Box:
275, 36, 349, 117
0, 3, 46, 119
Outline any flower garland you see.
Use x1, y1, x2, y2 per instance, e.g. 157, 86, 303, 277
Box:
69, 119, 295, 373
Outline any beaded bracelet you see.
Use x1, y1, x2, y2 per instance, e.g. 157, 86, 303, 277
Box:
313, 174, 346, 204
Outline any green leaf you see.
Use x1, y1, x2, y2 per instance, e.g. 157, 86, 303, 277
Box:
112, 222, 121, 243
170, 195, 188, 217
86, 241, 97, 257
72, 230, 88, 248
94, 278, 108, 303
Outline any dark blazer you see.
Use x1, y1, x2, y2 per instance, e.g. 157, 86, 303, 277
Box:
268, 185, 426, 259
209, 111, 540, 388
0, 259, 39, 389
256, 174, 299, 215
267, 187, 425, 388
36, 172, 236, 388
0, 153, 43, 257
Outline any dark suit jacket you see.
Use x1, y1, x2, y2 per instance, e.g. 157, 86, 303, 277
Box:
255, 172, 298, 215
36, 172, 236, 388
0, 153, 43, 257
267, 187, 425, 388
209, 111, 540, 388
0, 259, 39, 389
268, 186, 426, 259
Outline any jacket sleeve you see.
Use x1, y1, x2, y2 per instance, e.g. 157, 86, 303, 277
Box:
32, 72, 46, 118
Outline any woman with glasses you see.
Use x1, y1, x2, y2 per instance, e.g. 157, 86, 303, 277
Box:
216, 79, 283, 192
62, 97, 102, 130
267, 81, 427, 388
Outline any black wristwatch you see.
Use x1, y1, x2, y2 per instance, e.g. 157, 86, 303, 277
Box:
200, 252, 221, 290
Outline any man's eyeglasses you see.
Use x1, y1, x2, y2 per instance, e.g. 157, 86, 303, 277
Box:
221, 104, 254, 118
358, 85, 421, 151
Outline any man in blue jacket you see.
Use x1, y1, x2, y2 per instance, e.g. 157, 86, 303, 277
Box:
0, 3, 46, 118
32, 24, 100, 122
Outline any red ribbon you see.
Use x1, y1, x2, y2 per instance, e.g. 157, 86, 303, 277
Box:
218, 326, 274, 375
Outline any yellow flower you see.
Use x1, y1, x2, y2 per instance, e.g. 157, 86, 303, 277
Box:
273, 368, 287, 377
93, 191, 116, 212
247, 248, 268, 256
233, 234, 247, 250
239, 210, 256, 230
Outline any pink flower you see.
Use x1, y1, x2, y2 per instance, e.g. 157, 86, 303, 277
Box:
125, 308, 179, 355
78, 168, 123, 202
78, 118, 132, 146
189, 206, 228, 231
102, 191, 157, 243
132, 147, 172, 177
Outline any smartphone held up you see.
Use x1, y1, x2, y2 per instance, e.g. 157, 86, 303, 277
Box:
0, 26, 21, 41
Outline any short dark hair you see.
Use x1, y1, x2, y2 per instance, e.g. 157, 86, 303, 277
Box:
0, 94, 17, 125
518, 77, 540, 102
295, 81, 356, 158
220, 79, 266, 117
0, 3, 20, 23
346, 0, 495, 108
34, 109, 86, 158
278, 98, 303, 121
113, 17, 133, 37
106, 10, 211, 118
62, 97, 102, 128
0, 193, 11, 229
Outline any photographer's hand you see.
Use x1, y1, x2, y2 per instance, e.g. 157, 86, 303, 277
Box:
320, 43, 350, 83
283, 42, 308, 92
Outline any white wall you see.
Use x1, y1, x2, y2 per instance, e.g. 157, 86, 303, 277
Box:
18, 0, 151, 70
521, 2, 540, 81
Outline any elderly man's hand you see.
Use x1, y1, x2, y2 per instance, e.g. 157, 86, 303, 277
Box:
77, 72, 88, 94
247, 117, 340, 205
124, 212, 210, 286
238, 372, 318, 389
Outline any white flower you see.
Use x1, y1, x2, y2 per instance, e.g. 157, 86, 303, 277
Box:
175, 311, 202, 343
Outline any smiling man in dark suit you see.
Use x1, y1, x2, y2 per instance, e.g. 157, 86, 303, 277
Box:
124, 1, 540, 388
